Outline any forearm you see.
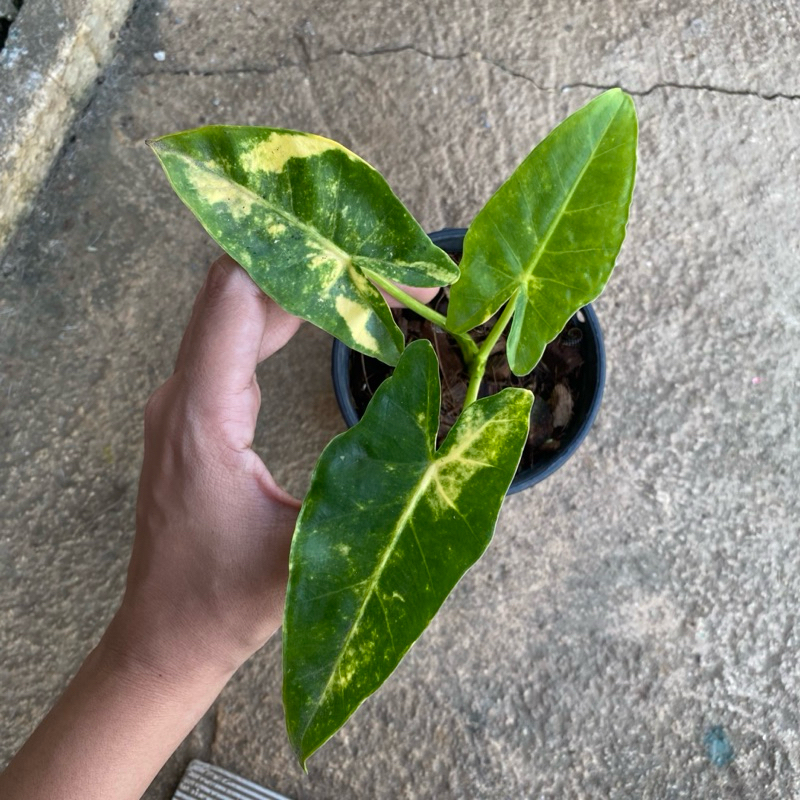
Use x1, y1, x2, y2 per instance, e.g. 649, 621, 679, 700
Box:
0, 621, 234, 800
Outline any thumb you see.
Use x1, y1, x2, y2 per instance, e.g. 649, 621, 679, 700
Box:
176, 255, 301, 400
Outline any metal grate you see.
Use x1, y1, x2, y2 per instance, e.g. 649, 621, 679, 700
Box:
173, 760, 294, 800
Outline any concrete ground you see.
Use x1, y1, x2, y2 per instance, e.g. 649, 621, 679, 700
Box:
1, 0, 799, 797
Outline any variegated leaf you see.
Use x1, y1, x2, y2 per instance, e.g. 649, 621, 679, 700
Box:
283, 340, 532, 767
447, 89, 637, 375
149, 126, 459, 365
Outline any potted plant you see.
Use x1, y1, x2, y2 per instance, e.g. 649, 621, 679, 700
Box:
330, 226, 608, 493
148, 88, 637, 768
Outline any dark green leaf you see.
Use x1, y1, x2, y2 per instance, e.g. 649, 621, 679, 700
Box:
283, 340, 532, 767
149, 126, 459, 365
447, 89, 638, 374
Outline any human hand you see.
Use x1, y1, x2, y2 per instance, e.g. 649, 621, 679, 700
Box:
106, 255, 436, 677
0, 256, 307, 800
103, 254, 438, 684
107, 255, 304, 682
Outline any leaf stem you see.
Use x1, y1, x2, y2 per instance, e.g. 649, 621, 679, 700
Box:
463, 291, 519, 408
363, 267, 479, 365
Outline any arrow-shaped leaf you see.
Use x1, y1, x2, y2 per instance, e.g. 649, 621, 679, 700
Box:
447, 89, 637, 374
283, 340, 532, 766
150, 126, 459, 365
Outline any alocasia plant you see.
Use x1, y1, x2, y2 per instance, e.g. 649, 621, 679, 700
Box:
149, 88, 638, 767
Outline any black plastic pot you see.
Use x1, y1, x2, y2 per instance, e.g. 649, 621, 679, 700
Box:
331, 228, 606, 493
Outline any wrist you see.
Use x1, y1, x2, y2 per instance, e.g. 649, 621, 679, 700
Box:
0, 608, 239, 800
99, 601, 243, 699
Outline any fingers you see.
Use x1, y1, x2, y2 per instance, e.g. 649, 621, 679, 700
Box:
172, 256, 437, 427
256, 293, 304, 362
174, 255, 301, 417
382, 285, 439, 309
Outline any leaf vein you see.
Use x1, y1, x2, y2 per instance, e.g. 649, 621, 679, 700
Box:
544, 247, 611, 255
488, 215, 523, 272
409, 520, 434, 586
328, 158, 343, 242
564, 200, 615, 214
307, 579, 370, 603
376, 593, 397, 655
171, 150, 352, 267
520, 102, 625, 286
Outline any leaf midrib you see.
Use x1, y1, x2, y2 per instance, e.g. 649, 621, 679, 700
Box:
519, 98, 626, 293
297, 460, 435, 748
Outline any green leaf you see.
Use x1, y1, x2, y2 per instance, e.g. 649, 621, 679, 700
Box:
447, 89, 638, 374
149, 126, 459, 365
283, 340, 532, 767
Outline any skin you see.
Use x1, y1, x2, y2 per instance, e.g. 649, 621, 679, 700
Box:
0, 255, 435, 800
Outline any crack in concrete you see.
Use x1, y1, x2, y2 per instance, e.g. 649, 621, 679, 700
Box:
562, 81, 800, 102
131, 62, 297, 78
208, 702, 220, 757
132, 45, 799, 102
129, 43, 465, 79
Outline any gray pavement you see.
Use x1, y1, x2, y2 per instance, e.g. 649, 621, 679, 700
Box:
1, 0, 799, 797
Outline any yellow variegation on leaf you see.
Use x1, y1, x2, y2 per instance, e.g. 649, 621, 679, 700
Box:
149, 126, 459, 365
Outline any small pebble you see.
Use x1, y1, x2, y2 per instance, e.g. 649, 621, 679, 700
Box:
703, 725, 735, 767
153, 51, 166, 62
550, 383, 574, 428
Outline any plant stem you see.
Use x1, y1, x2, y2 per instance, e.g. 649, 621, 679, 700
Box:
363, 267, 479, 365
463, 291, 519, 408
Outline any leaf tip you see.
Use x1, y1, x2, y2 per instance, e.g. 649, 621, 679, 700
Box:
601, 86, 637, 115
382, 338, 404, 367
401, 336, 437, 369
145, 137, 171, 158
290, 733, 314, 773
